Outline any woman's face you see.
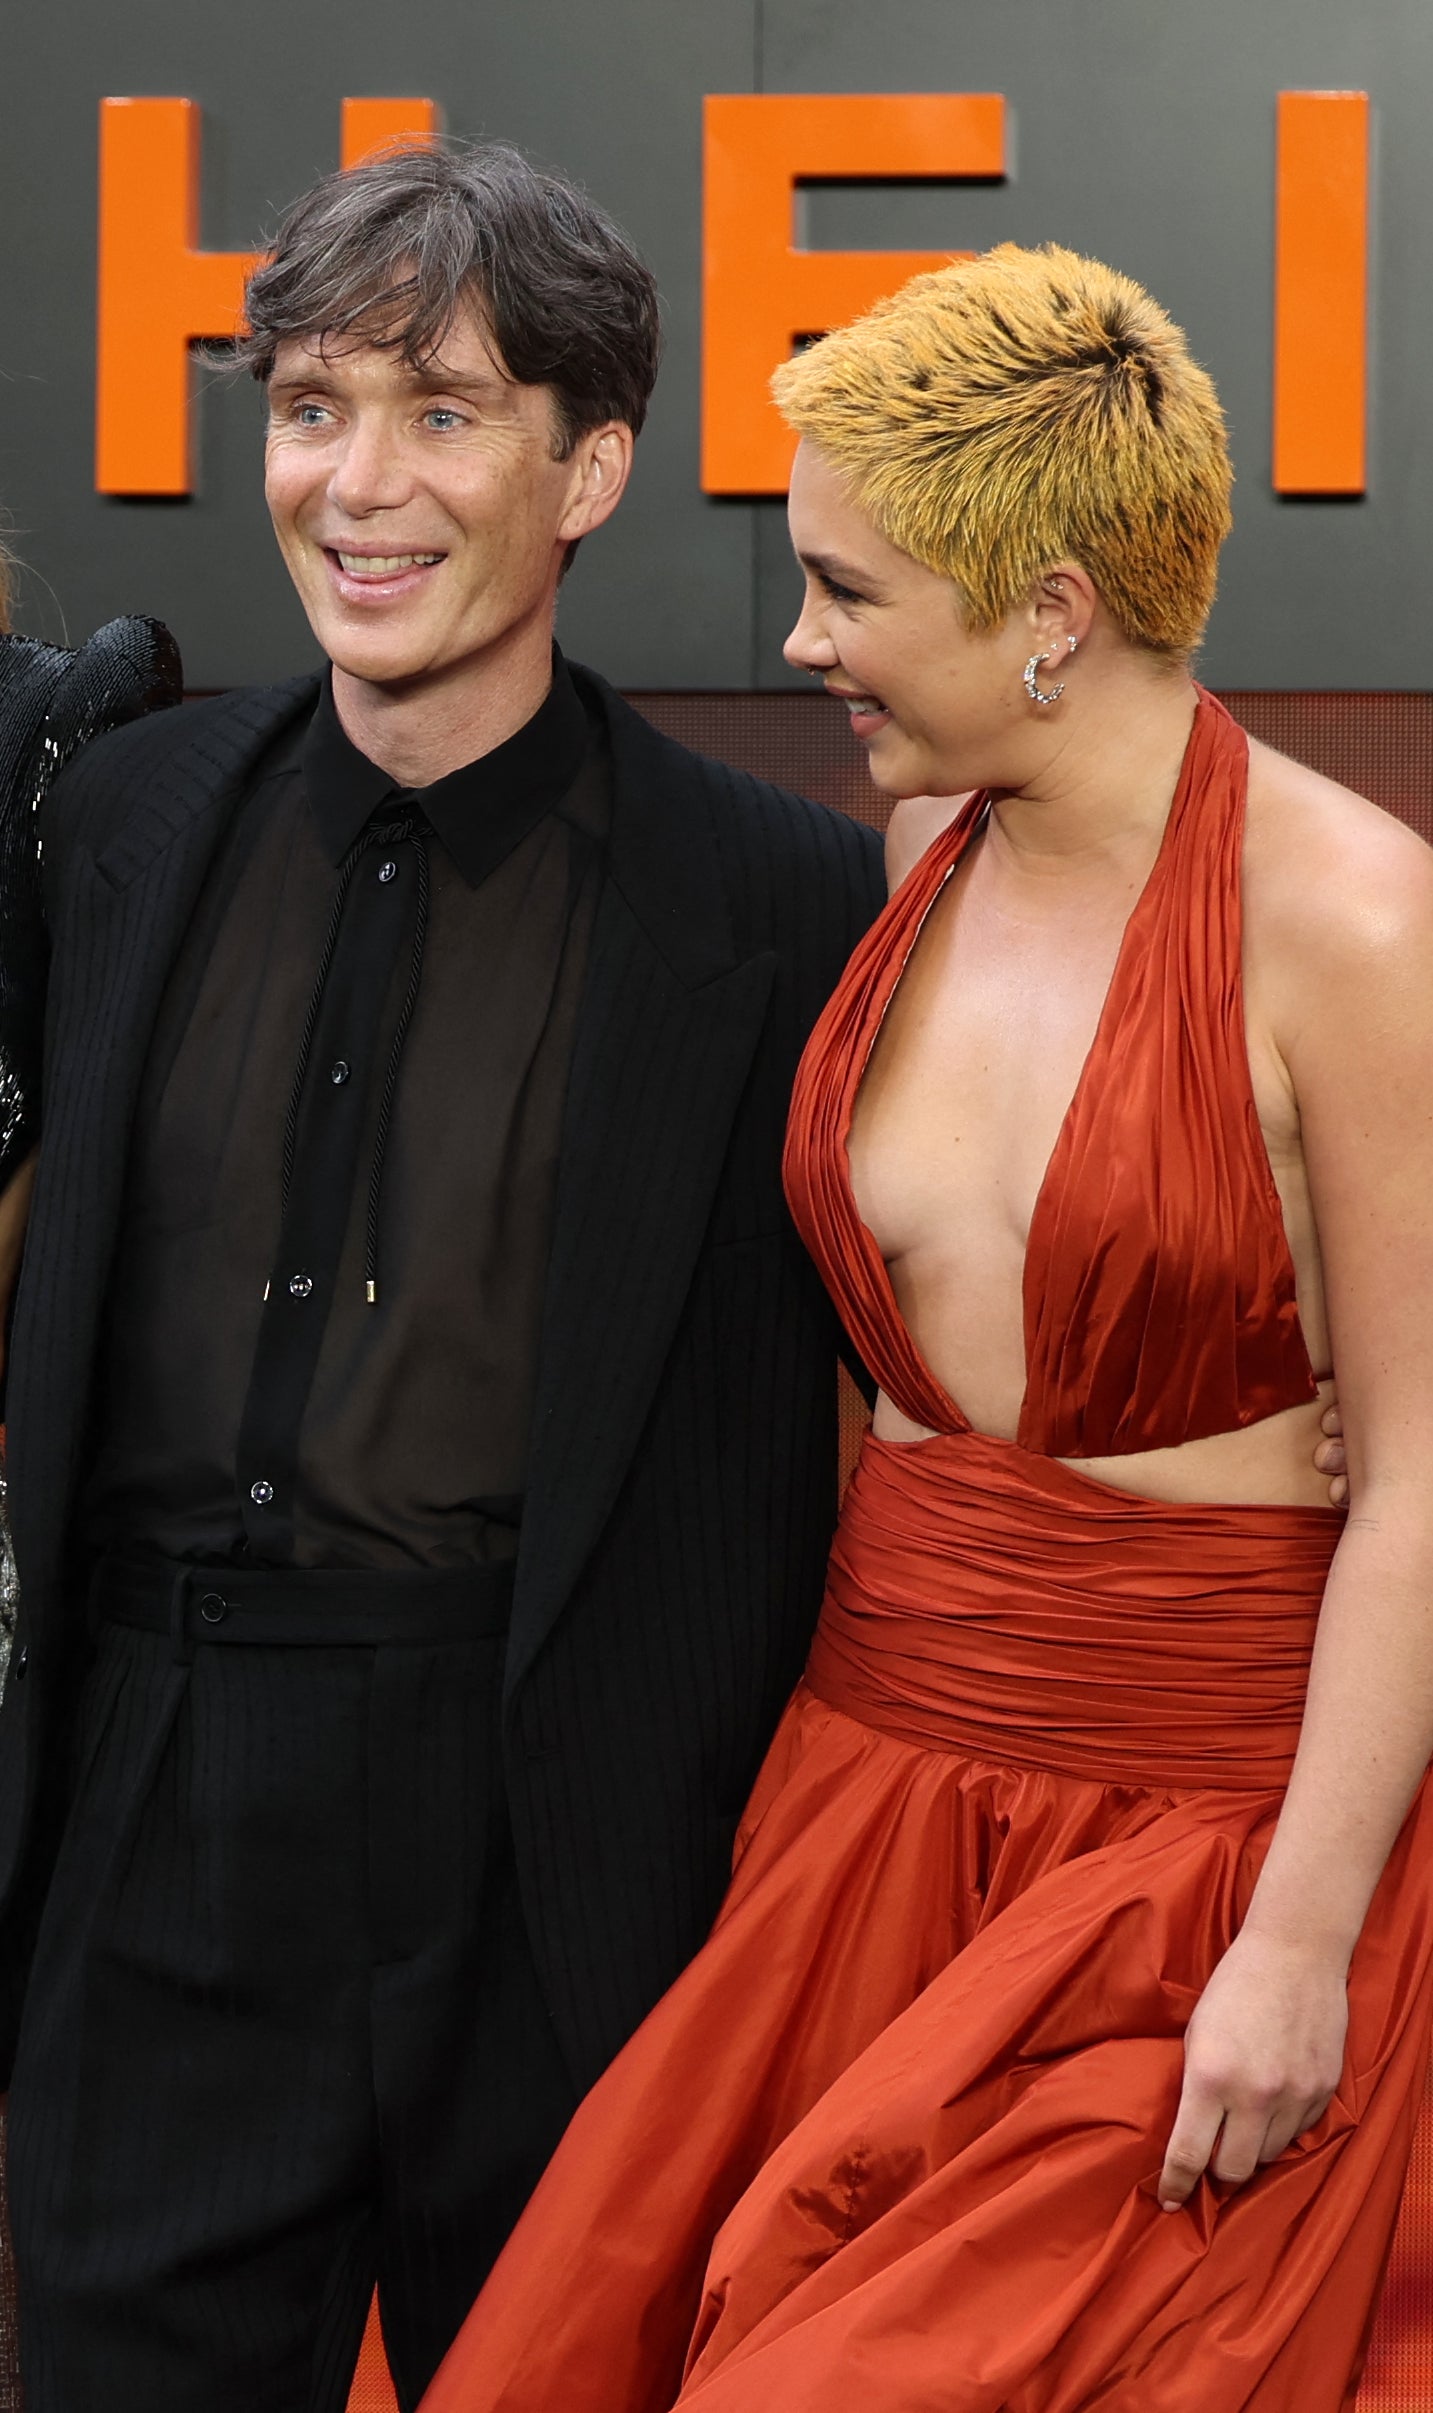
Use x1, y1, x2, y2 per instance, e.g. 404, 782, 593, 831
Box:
783, 441, 1035, 799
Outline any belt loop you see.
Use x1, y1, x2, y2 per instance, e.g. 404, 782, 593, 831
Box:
167, 1564, 194, 1667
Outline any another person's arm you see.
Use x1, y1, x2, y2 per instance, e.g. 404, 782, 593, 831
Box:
1315, 1399, 1349, 1507
0, 1147, 35, 1387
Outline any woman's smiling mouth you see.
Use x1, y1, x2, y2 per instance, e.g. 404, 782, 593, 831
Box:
826, 684, 892, 739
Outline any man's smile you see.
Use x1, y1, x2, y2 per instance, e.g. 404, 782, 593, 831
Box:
320, 544, 450, 604
333, 550, 445, 575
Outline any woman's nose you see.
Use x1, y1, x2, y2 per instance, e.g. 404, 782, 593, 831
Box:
783, 598, 838, 675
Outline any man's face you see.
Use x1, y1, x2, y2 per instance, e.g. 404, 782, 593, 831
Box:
264, 307, 609, 693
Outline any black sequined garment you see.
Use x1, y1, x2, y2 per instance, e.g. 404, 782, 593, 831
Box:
0, 615, 182, 1687
0, 617, 182, 1186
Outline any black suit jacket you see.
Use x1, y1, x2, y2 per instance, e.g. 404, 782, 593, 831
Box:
0, 665, 884, 2090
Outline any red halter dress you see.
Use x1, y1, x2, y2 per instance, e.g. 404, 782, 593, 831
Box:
423, 692, 1433, 2413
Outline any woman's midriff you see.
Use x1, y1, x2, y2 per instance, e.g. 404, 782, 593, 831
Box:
873, 1378, 1338, 1510
805, 1425, 1344, 1792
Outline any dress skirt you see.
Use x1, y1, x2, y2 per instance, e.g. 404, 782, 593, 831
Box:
422, 1431, 1433, 2413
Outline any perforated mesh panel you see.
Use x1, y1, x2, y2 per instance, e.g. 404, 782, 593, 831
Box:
627, 689, 1433, 845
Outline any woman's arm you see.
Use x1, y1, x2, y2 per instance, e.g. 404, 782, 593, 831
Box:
0, 1147, 36, 1386
1158, 771, 1433, 2207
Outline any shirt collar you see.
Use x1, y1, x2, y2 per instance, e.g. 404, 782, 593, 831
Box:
301, 649, 590, 886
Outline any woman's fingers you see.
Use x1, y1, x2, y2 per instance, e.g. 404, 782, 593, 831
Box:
1157, 2076, 1225, 2209
1257, 2091, 1332, 2166
1313, 1401, 1348, 1504
1162, 2079, 1333, 2208
1209, 2102, 1277, 2185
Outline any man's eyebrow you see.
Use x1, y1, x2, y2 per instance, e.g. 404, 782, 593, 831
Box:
267, 365, 338, 398
407, 358, 511, 397
265, 358, 511, 401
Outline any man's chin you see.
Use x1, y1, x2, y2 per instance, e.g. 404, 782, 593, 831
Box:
317, 626, 450, 694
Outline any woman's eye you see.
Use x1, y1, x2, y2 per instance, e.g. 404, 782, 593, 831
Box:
821, 576, 863, 606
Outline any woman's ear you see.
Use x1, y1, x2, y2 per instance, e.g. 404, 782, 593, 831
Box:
1028, 563, 1099, 654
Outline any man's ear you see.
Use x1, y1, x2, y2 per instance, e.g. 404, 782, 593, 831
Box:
558, 422, 635, 545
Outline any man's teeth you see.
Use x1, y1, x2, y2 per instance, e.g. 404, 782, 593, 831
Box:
335, 552, 443, 574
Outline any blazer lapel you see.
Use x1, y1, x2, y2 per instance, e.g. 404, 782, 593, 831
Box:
508, 679, 776, 1697
7, 683, 315, 1612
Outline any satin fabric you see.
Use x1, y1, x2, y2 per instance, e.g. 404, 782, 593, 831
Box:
782, 686, 1318, 1457
422, 695, 1433, 2411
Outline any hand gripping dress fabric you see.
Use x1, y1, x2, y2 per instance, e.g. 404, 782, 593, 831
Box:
421, 691, 1433, 2413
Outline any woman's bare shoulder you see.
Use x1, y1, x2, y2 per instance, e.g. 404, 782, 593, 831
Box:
1244, 736, 1433, 970
884, 792, 976, 891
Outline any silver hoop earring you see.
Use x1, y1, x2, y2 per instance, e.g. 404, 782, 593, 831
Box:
1023, 634, 1077, 707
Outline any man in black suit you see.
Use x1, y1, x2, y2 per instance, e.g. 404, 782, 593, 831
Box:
0, 143, 881, 2412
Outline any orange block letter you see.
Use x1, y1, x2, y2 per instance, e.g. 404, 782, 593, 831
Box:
702, 93, 1005, 494
97, 99, 260, 496
340, 98, 439, 169
97, 96, 438, 495
1273, 91, 1369, 495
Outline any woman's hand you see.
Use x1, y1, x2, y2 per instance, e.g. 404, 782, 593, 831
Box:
1315, 1400, 1349, 1508
1157, 1927, 1347, 2210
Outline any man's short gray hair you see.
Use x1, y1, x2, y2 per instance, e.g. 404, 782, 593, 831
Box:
240, 141, 662, 456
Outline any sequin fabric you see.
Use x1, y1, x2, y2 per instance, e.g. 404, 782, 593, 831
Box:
0, 615, 182, 1695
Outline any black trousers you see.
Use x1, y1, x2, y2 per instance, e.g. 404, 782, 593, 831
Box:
7, 1564, 578, 2413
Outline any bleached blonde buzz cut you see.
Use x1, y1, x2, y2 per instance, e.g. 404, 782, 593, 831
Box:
772, 243, 1233, 657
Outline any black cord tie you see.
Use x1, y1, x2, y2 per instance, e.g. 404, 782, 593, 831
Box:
277, 812, 431, 1311
280, 836, 366, 1220
364, 823, 430, 1305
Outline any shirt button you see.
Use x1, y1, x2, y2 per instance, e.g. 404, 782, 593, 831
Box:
330, 1059, 350, 1085
378, 860, 398, 884
288, 1272, 313, 1299
250, 1479, 274, 1506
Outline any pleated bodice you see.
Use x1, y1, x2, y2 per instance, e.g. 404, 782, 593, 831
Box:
782, 686, 1321, 1459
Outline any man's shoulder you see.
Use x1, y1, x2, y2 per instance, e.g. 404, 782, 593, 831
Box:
574, 663, 885, 900
42, 677, 318, 863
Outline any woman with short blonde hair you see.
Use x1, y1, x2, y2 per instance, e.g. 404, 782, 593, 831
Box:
424, 246, 1433, 2412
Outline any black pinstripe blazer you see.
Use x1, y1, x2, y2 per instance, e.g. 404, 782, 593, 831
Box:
0, 664, 884, 2089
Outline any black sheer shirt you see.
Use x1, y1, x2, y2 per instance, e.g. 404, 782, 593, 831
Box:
86, 654, 608, 1569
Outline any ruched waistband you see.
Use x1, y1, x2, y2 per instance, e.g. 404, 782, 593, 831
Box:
805, 1431, 1343, 1791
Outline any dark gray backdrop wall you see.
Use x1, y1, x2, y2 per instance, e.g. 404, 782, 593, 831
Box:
1, 0, 1429, 691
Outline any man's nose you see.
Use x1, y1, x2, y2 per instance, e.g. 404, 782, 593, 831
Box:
327, 421, 413, 518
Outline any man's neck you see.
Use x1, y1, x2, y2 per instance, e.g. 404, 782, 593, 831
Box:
329, 620, 557, 788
